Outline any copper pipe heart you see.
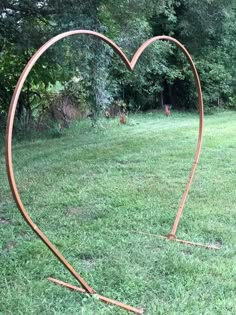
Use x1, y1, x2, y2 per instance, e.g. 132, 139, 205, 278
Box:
5, 30, 203, 313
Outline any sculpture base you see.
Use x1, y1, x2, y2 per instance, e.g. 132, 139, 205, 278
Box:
48, 277, 143, 314
131, 231, 220, 250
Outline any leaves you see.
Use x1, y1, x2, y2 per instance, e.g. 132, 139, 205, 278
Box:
0, 0, 236, 128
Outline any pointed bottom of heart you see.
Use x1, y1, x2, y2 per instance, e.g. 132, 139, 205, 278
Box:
48, 277, 143, 314
131, 231, 220, 250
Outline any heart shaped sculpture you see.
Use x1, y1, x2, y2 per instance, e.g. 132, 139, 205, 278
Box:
6, 30, 205, 314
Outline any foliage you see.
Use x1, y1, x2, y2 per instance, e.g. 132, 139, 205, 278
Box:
0, 0, 236, 130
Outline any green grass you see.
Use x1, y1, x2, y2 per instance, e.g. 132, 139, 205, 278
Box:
0, 111, 236, 314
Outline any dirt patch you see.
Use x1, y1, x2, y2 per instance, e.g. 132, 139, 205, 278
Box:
115, 159, 129, 165
66, 207, 104, 222
78, 252, 94, 261
212, 241, 222, 248
181, 249, 193, 256
67, 207, 82, 215
3, 240, 17, 251
0, 217, 12, 225
77, 252, 97, 270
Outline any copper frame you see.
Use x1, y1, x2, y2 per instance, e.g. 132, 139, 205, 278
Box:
5, 30, 217, 315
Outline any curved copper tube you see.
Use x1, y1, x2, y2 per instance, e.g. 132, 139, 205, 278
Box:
5, 30, 204, 313
130, 36, 204, 238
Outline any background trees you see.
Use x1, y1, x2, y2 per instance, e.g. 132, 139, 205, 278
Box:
0, 0, 235, 130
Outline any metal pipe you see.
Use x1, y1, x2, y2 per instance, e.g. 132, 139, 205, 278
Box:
131, 36, 204, 239
131, 230, 220, 250
5, 30, 204, 312
48, 277, 143, 314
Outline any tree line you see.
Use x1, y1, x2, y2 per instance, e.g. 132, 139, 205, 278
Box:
0, 0, 236, 130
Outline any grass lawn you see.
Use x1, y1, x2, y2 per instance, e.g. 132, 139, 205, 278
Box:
0, 111, 235, 314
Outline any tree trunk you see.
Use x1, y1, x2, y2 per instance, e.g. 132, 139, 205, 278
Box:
160, 90, 164, 108
168, 84, 175, 107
